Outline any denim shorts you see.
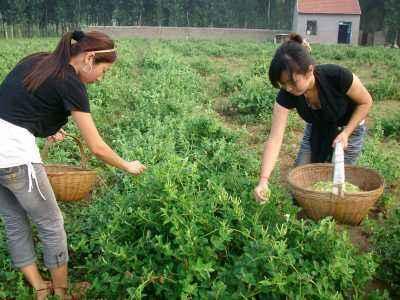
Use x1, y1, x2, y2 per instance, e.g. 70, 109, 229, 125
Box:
295, 123, 367, 166
0, 163, 68, 269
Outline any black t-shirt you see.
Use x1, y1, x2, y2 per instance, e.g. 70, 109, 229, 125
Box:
277, 64, 355, 126
0, 57, 90, 137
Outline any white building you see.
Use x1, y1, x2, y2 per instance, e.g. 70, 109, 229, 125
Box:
293, 0, 361, 45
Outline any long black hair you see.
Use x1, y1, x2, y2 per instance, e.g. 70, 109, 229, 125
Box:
22, 30, 117, 92
269, 33, 314, 88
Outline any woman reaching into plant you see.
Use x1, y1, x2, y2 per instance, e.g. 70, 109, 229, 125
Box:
0, 30, 146, 299
254, 33, 373, 203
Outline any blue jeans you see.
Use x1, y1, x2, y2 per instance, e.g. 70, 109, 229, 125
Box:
295, 123, 367, 166
0, 164, 68, 269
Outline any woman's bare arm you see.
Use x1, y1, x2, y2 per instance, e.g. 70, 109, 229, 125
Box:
254, 103, 289, 202
71, 111, 146, 175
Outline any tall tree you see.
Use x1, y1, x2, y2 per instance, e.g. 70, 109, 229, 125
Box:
0, 0, 336, 38
359, 0, 384, 33
384, 0, 400, 46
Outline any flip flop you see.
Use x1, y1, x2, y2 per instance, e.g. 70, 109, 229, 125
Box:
54, 281, 91, 300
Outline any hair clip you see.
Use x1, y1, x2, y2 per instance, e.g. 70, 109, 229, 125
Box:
72, 30, 85, 42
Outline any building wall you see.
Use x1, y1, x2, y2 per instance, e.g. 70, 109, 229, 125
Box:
87, 26, 288, 42
292, 6, 298, 33
294, 13, 360, 45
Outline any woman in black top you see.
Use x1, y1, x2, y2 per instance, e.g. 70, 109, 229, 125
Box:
0, 31, 146, 299
254, 34, 372, 203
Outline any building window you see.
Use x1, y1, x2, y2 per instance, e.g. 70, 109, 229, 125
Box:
306, 20, 317, 35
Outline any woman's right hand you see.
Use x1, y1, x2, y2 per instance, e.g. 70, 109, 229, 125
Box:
72, 111, 148, 174
124, 160, 147, 176
47, 129, 67, 143
254, 180, 270, 204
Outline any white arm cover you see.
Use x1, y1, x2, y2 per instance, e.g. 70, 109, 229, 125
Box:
332, 142, 345, 197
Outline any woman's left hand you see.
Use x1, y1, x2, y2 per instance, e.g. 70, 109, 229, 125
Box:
47, 129, 67, 143
332, 130, 349, 149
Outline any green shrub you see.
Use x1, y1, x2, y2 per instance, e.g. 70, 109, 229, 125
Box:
367, 78, 400, 102
138, 49, 176, 70
219, 72, 248, 95
251, 58, 269, 76
189, 56, 215, 76
380, 112, 400, 138
228, 76, 276, 121
0, 37, 391, 300
359, 125, 400, 185
369, 207, 400, 296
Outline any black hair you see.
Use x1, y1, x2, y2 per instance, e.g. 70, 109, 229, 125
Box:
269, 33, 315, 88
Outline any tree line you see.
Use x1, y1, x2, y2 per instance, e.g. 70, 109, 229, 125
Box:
0, 0, 398, 44
0, 0, 296, 38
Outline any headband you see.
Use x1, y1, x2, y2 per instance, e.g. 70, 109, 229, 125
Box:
71, 30, 116, 53
92, 48, 117, 54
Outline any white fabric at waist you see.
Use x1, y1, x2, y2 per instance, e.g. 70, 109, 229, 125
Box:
0, 118, 42, 168
0, 118, 46, 200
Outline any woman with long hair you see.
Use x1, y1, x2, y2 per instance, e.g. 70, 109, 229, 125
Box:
0, 30, 146, 299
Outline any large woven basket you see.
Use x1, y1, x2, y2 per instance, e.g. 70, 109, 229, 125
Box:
42, 135, 97, 201
287, 163, 384, 225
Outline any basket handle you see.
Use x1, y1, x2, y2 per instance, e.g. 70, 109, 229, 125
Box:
41, 134, 89, 169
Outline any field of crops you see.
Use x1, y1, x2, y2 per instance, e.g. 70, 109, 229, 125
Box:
0, 38, 399, 299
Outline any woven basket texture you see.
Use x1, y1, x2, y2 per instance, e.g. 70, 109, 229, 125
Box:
42, 135, 97, 201
287, 163, 384, 225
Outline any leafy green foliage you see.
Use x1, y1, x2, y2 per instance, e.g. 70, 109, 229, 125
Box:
368, 207, 400, 296
359, 124, 400, 185
367, 79, 400, 102
379, 112, 400, 138
2, 38, 399, 299
227, 76, 276, 122
219, 71, 248, 95
384, 0, 400, 45
312, 181, 361, 193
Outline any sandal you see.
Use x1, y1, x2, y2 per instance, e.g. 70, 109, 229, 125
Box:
35, 281, 53, 300
54, 281, 91, 300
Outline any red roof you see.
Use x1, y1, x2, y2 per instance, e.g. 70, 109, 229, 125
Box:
298, 0, 361, 15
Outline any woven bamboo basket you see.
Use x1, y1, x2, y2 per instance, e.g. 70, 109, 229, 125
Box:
42, 135, 97, 201
287, 163, 384, 225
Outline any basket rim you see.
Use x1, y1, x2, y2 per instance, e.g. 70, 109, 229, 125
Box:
287, 163, 385, 196
44, 163, 97, 175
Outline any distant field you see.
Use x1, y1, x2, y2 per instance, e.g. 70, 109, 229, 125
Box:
0, 39, 399, 299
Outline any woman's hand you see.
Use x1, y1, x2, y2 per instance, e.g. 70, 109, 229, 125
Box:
124, 160, 147, 176
332, 130, 350, 149
72, 111, 147, 173
254, 180, 271, 204
47, 129, 67, 143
